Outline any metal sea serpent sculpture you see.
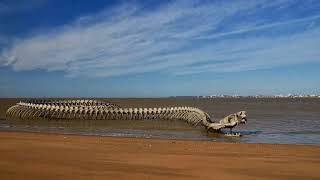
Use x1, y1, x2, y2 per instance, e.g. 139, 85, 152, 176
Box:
6, 99, 247, 136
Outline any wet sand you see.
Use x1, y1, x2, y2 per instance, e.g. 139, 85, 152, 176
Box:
0, 131, 319, 180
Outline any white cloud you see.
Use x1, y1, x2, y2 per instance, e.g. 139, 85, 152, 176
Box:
173, 28, 320, 75
1, 0, 320, 77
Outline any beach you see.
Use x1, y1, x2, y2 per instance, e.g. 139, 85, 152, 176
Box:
0, 131, 319, 180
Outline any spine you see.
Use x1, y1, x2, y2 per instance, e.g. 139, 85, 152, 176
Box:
6, 100, 211, 128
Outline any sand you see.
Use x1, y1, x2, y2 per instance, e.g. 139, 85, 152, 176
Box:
0, 132, 319, 180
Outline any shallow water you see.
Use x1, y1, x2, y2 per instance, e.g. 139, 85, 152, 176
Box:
1, 98, 320, 144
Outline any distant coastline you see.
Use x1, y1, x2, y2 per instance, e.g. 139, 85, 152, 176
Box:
171, 94, 320, 99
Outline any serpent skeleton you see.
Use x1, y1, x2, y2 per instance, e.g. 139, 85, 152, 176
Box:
6, 99, 247, 136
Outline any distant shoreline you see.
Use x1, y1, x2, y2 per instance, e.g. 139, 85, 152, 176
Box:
1, 96, 320, 99
172, 95, 320, 98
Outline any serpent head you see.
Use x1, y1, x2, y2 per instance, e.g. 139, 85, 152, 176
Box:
219, 111, 247, 125
206, 111, 247, 134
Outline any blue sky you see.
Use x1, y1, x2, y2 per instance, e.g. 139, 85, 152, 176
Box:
0, 0, 320, 97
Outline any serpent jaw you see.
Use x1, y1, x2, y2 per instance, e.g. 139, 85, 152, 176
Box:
241, 117, 247, 124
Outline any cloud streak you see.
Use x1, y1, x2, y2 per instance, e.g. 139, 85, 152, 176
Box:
1, 0, 320, 77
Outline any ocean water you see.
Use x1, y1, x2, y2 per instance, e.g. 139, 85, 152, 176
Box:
1, 98, 320, 144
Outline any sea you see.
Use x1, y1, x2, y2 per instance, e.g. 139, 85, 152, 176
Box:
1, 98, 320, 145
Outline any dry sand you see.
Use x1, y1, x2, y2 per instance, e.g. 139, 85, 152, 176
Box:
0, 132, 319, 180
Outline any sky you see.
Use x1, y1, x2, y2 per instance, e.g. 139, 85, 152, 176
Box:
0, 0, 320, 97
